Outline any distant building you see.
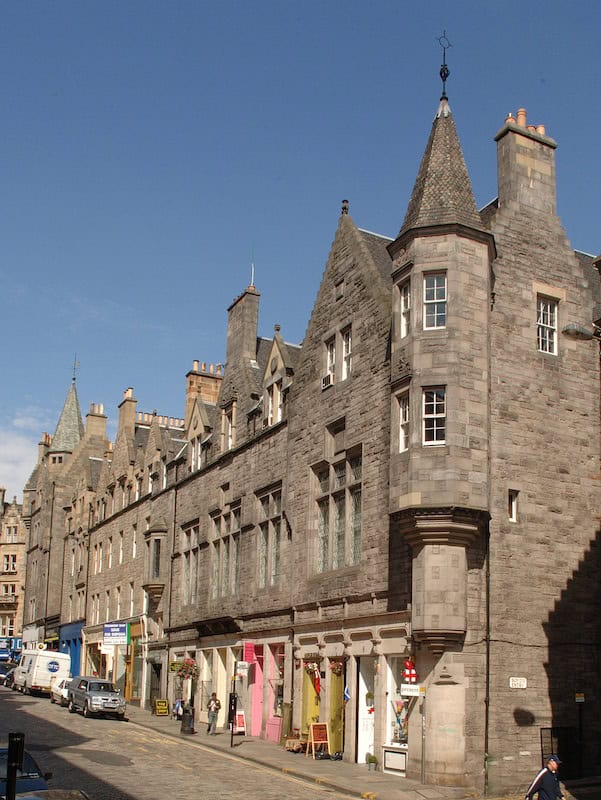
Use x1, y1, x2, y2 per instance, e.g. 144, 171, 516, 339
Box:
19, 94, 601, 793
0, 489, 27, 658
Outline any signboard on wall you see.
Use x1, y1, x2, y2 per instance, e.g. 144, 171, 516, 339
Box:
103, 623, 130, 646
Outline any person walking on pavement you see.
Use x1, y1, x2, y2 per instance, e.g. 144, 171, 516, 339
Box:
207, 692, 221, 735
525, 755, 564, 800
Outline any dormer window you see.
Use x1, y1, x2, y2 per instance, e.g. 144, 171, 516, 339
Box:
222, 403, 236, 450
266, 380, 283, 426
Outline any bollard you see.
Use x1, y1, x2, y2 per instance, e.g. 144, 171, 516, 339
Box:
180, 704, 195, 735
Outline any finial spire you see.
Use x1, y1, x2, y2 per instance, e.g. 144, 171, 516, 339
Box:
72, 354, 80, 382
437, 30, 452, 100
341, 199, 349, 216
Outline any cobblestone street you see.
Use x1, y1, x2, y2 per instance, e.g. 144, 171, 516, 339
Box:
1, 689, 353, 800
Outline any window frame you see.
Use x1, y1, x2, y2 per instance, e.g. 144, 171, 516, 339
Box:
537, 295, 558, 355
423, 272, 447, 330
422, 387, 446, 446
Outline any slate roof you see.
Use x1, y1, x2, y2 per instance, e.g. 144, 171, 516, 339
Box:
399, 99, 482, 236
358, 229, 393, 283
49, 379, 85, 454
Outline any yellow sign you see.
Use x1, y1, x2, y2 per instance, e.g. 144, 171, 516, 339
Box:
153, 699, 169, 716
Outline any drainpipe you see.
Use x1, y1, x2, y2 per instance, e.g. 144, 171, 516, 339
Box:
484, 527, 491, 796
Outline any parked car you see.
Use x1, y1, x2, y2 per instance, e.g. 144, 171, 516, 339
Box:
0, 661, 17, 685
1, 667, 16, 688
15, 792, 90, 799
67, 676, 126, 719
0, 747, 52, 796
49, 678, 71, 707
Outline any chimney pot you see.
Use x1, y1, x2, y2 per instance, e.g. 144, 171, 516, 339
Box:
193, 359, 199, 371
505, 112, 516, 124
516, 108, 527, 127
536, 124, 546, 136
201, 362, 206, 371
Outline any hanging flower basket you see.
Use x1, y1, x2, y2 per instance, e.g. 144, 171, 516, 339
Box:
177, 658, 199, 680
329, 661, 344, 676
305, 661, 320, 675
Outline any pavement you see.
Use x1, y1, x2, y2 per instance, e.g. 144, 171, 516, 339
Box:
123, 703, 480, 800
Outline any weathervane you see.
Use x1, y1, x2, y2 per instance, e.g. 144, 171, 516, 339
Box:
437, 30, 452, 100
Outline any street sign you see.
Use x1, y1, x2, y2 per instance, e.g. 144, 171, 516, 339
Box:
509, 677, 528, 689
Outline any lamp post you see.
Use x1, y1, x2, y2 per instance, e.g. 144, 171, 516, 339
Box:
229, 662, 238, 748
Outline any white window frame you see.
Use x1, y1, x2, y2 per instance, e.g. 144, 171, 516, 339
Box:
342, 327, 352, 380
399, 279, 411, 338
537, 295, 558, 354
423, 272, 447, 330
326, 338, 336, 381
508, 490, 519, 522
422, 387, 446, 445
398, 392, 410, 452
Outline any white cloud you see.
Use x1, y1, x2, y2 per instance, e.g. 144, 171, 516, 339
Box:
0, 428, 38, 504
12, 405, 52, 432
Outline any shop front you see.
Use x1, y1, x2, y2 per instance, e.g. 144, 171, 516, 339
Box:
58, 620, 84, 676
293, 620, 412, 770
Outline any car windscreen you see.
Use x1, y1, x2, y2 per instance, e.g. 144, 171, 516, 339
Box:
90, 682, 116, 692
0, 751, 42, 778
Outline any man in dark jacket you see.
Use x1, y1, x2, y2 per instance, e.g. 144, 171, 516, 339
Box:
525, 755, 564, 800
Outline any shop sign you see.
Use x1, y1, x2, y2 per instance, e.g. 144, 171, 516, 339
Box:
575, 693, 585, 703
400, 684, 425, 697
509, 676, 528, 689
236, 661, 249, 678
103, 622, 130, 646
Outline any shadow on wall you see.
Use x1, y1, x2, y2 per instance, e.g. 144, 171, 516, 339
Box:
542, 530, 601, 779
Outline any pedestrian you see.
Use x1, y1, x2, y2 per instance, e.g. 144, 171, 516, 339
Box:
525, 755, 564, 800
207, 692, 221, 735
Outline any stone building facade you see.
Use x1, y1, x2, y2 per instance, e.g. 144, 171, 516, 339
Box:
20, 96, 601, 793
0, 489, 27, 656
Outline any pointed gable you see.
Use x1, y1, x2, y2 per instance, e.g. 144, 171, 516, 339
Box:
49, 379, 85, 454
398, 99, 482, 236
187, 397, 212, 441
295, 209, 391, 387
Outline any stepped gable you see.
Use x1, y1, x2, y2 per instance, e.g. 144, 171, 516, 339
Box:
398, 98, 482, 237
49, 378, 85, 454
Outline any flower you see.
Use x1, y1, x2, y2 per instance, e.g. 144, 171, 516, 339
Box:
177, 658, 199, 680
329, 661, 344, 676
305, 661, 320, 674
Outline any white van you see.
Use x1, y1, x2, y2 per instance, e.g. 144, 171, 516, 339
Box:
14, 649, 71, 695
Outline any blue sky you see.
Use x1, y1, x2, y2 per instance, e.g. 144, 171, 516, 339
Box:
1, 0, 599, 501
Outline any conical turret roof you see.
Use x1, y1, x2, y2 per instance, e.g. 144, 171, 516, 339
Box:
49, 378, 84, 454
398, 98, 482, 236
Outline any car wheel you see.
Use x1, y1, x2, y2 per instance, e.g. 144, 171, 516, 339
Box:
50, 696, 55, 703
68, 699, 76, 713
117, 712, 125, 720
83, 702, 91, 718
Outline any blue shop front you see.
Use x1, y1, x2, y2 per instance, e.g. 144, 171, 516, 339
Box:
59, 621, 84, 676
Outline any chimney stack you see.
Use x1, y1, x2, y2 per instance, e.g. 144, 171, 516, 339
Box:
495, 107, 557, 215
